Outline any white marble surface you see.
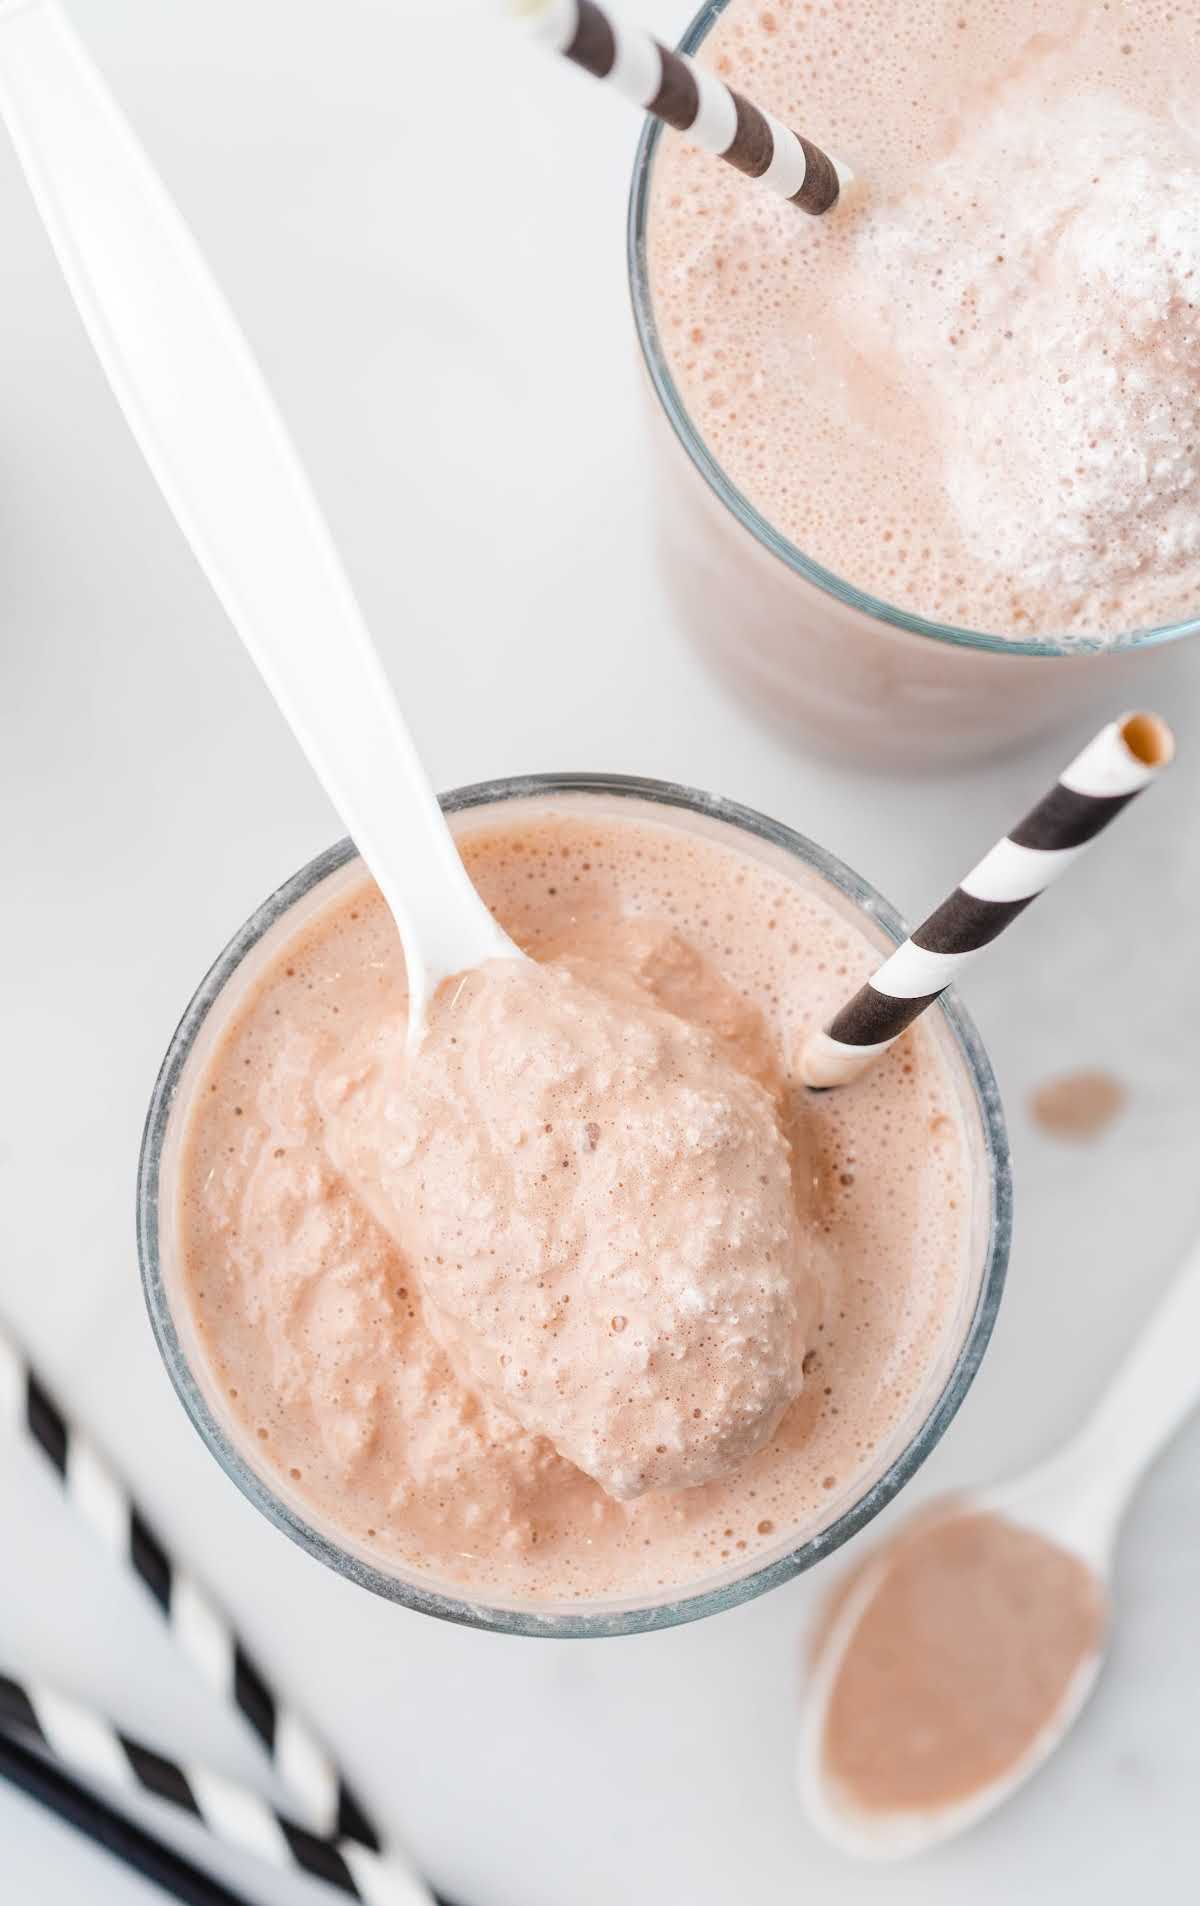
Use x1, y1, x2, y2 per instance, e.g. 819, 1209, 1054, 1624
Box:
2, 1, 1200, 1901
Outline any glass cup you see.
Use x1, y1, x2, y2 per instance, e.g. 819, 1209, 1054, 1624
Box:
138, 774, 1011, 1636
627, 0, 1199, 770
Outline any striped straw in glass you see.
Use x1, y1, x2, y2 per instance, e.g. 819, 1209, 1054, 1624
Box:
800, 713, 1175, 1090
516, 0, 852, 214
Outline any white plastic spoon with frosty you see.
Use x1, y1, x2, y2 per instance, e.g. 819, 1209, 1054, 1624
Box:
798, 1226, 1200, 1857
0, 0, 819, 1500
0, 0, 520, 1039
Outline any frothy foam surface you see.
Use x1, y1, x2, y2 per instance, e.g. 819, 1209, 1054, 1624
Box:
648, 0, 1200, 640
177, 810, 973, 1604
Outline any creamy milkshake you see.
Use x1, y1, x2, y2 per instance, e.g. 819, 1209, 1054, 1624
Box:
636, 0, 1200, 760
143, 784, 1007, 1626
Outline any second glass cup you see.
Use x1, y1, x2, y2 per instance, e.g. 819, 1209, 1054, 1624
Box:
627, 0, 1199, 769
138, 775, 1010, 1636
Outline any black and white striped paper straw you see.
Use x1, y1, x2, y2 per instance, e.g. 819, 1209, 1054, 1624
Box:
0, 1670, 430, 1906
0, 1320, 377, 1851
0, 1725, 257, 1906
800, 712, 1175, 1090
516, 0, 852, 215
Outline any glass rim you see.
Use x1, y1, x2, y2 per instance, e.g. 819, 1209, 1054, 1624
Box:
137, 772, 1012, 1638
626, 0, 1200, 662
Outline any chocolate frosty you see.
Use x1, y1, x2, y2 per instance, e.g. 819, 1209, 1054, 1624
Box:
176, 807, 975, 1602
324, 955, 822, 1500
649, 0, 1200, 640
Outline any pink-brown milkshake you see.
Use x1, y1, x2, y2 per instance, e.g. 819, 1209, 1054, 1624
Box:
816, 1509, 1107, 1816
639, 0, 1200, 758
170, 801, 983, 1607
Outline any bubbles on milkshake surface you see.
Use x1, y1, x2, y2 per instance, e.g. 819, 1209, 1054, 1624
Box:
647, 0, 1200, 638
176, 807, 974, 1602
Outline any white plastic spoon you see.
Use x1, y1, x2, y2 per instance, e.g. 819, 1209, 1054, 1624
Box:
798, 1225, 1200, 1858
0, 0, 522, 1041
0, 2, 825, 1506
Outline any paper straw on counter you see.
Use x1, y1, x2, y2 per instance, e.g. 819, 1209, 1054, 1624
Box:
0, 1319, 378, 1851
0, 1724, 257, 1906
0, 1670, 431, 1906
515, 0, 851, 214
800, 712, 1175, 1090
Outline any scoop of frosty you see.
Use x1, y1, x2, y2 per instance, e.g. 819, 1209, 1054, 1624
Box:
323, 958, 817, 1499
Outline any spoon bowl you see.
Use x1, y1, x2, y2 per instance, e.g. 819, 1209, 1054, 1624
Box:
796, 1500, 1108, 1859
799, 1225, 1200, 1857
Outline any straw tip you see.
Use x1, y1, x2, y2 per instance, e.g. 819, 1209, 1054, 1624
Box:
1119, 711, 1175, 771
832, 161, 860, 202
799, 1029, 877, 1091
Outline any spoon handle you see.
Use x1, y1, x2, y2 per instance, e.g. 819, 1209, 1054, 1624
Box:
1068, 1227, 1200, 1525
0, 0, 513, 1018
